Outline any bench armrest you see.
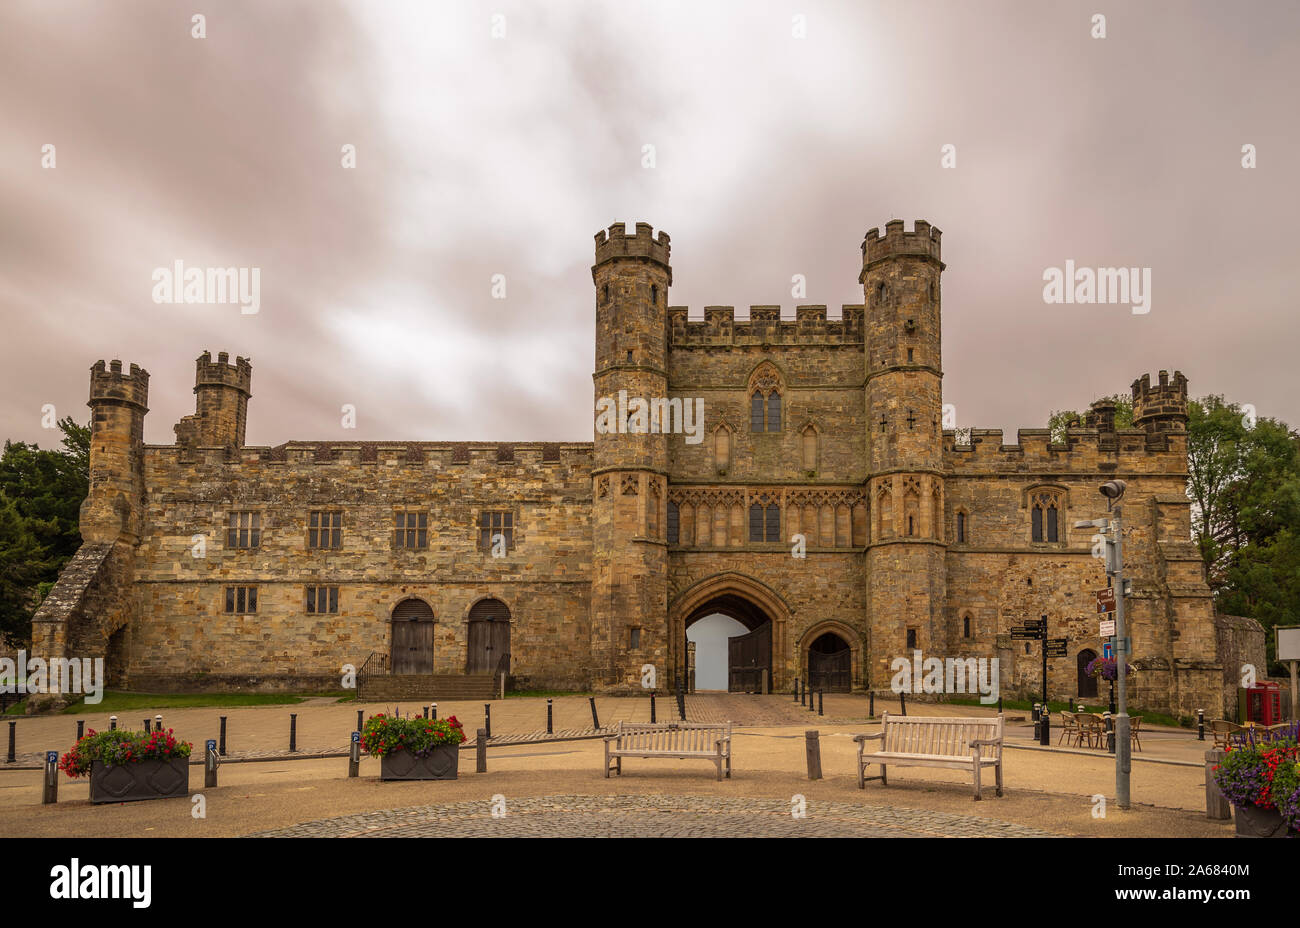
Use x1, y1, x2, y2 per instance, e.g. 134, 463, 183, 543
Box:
968, 738, 1002, 747
854, 732, 885, 743
602, 734, 622, 743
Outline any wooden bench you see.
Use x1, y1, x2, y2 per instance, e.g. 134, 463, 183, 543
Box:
603, 721, 732, 781
854, 713, 1004, 800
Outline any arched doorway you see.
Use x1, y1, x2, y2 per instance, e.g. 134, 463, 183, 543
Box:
807, 632, 852, 692
687, 614, 749, 691
391, 598, 434, 674
467, 598, 511, 675
1077, 648, 1099, 698
684, 593, 772, 693
669, 573, 792, 691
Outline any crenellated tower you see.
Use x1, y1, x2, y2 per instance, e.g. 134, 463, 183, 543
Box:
174, 351, 252, 454
861, 220, 949, 683
1132, 370, 1189, 437
82, 359, 150, 545
590, 222, 672, 688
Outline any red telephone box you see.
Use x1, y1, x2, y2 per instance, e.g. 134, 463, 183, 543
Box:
1246, 681, 1283, 725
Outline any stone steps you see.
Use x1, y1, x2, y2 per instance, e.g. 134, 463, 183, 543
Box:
359, 673, 497, 702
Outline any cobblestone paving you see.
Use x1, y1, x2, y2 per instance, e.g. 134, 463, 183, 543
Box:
250, 794, 1056, 838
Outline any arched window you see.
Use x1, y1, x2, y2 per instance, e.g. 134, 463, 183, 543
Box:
714, 425, 731, 471
963, 615, 971, 638
748, 502, 780, 542
956, 511, 967, 543
666, 500, 680, 544
802, 426, 817, 471
766, 391, 781, 431
1031, 490, 1064, 543
750, 391, 765, 431
747, 363, 783, 432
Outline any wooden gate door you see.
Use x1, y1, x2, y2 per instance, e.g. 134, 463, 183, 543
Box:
391, 599, 434, 674
467, 599, 511, 674
728, 622, 771, 693
808, 648, 851, 692
1077, 649, 1099, 698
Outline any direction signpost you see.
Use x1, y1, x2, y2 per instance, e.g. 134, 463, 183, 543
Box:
1010, 616, 1070, 745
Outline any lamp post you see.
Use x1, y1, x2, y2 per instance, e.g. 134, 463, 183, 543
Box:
1076, 479, 1130, 810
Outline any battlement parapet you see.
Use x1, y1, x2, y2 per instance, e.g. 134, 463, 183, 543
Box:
593, 222, 671, 281
151, 441, 595, 469
667, 305, 865, 346
195, 350, 252, 394
943, 425, 1188, 470
862, 218, 943, 268
1132, 370, 1188, 433
89, 359, 150, 409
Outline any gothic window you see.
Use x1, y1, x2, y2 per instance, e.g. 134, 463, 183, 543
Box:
963, 614, 972, 638
956, 511, 967, 543
748, 502, 780, 542
666, 500, 680, 544
1030, 490, 1064, 543
748, 363, 783, 432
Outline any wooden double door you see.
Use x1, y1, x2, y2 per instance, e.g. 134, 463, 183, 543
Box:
391, 599, 434, 674
466, 598, 511, 675
728, 622, 772, 693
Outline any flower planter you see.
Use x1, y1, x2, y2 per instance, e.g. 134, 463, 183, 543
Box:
89, 757, 190, 804
1233, 804, 1298, 838
379, 744, 460, 781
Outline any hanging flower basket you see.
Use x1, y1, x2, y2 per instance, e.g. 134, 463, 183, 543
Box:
1085, 657, 1135, 681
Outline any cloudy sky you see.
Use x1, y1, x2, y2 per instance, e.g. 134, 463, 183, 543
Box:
2, 0, 1297, 448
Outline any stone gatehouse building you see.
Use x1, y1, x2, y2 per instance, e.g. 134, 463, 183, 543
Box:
32, 219, 1227, 717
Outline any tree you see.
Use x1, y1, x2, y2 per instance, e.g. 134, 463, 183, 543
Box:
1047, 394, 1133, 442
0, 417, 89, 645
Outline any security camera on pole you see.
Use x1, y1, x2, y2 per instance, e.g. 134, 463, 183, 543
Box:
1074, 479, 1131, 810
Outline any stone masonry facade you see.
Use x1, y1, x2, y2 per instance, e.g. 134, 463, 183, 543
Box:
29, 219, 1225, 718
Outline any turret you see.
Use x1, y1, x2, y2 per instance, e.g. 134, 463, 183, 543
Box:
1131, 370, 1188, 435
174, 351, 252, 452
590, 222, 672, 689
82, 360, 150, 544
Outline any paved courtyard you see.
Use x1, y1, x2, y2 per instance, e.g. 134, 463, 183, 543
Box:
0, 694, 1236, 838
252, 794, 1056, 838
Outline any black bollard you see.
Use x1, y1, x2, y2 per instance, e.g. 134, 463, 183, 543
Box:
431, 703, 437, 720
589, 696, 601, 731
155, 714, 163, 733
793, 678, 800, 702
1106, 713, 1116, 754
818, 691, 824, 716
1040, 709, 1050, 746
546, 698, 553, 734
76, 720, 84, 740
800, 681, 806, 707
869, 690, 875, 719
476, 729, 488, 773
218, 716, 226, 756
110, 715, 117, 731
1197, 709, 1205, 742
205, 740, 218, 788
484, 704, 491, 740
808, 689, 816, 711
900, 689, 907, 716
997, 696, 1003, 714
289, 713, 297, 752
6, 720, 15, 763
650, 691, 656, 724
42, 751, 58, 804
348, 732, 360, 778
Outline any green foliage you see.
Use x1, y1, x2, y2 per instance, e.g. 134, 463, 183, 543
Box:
59, 727, 193, 778
1187, 396, 1300, 669
1047, 394, 1133, 442
360, 711, 466, 756
0, 418, 89, 646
